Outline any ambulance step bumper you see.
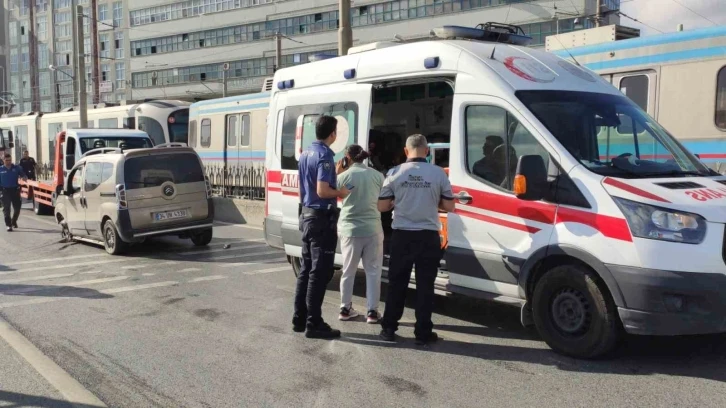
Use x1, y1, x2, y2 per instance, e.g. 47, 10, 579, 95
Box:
607, 264, 726, 336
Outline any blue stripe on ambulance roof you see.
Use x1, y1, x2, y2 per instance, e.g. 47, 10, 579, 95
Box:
578, 46, 726, 71
551, 25, 726, 58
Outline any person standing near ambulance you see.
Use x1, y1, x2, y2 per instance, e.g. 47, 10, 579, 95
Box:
378, 134, 454, 345
0, 154, 28, 232
335, 144, 385, 323
293, 115, 350, 339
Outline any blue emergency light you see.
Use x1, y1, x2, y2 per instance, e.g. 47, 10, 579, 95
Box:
432, 23, 532, 46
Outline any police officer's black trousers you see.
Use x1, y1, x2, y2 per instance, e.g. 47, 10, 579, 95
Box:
1, 188, 21, 227
294, 211, 338, 328
381, 229, 441, 339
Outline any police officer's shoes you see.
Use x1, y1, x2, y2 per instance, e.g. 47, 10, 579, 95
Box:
12, 222, 17, 229
305, 322, 341, 339
5, 227, 11, 232
379, 328, 397, 342
415, 332, 439, 346
292, 315, 306, 333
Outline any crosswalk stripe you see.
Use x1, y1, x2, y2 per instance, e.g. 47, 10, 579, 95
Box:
176, 268, 201, 273
208, 249, 281, 262
4, 254, 101, 266
242, 266, 290, 275
180, 243, 267, 256
220, 255, 286, 268
121, 265, 147, 270
102, 281, 178, 294
188, 275, 227, 283
4, 258, 127, 275
0, 273, 75, 284
1, 276, 130, 296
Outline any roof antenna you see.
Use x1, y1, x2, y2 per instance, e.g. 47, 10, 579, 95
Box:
490, 4, 513, 60
551, 24, 583, 67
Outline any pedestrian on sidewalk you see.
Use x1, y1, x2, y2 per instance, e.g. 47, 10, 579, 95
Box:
377, 134, 455, 345
335, 144, 385, 324
19, 150, 37, 181
293, 115, 350, 339
0, 153, 28, 232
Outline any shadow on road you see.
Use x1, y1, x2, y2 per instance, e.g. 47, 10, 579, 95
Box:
0, 284, 113, 300
0, 390, 104, 408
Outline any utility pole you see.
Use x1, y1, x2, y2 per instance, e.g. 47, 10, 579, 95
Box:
71, 0, 79, 107
91, 0, 100, 104
338, 0, 352, 56
275, 32, 282, 72
76, 5, 88, 127
29, 1, 40, 112
595, 0, 603, 27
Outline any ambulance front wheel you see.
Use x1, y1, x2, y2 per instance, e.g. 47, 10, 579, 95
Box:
532, 264, 621, 359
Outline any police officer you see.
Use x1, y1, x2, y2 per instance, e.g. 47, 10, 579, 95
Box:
378, 134, 455, 345
19, 150, 37, 181
0, 153, 28, 232
293, 115, 350, 339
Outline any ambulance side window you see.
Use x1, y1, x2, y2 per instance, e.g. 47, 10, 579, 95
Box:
465, 105, 549, 192
280, 102, 358, 170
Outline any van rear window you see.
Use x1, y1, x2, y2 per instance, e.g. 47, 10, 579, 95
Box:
124, 153, 204, 190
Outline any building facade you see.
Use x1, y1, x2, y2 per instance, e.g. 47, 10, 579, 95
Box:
2, 0, 620, 112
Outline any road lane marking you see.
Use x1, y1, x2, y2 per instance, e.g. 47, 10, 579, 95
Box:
180, 243, 267, 256
2, 258, 127, 275
215, 250, 283, 264
2, 276, 130, 296
102, 281, 178, 294
121, 265, 148, 270
242, 266, 290, 275
0, 315, 108, 407
187, 275, 227, 283
4, 254, 101, 266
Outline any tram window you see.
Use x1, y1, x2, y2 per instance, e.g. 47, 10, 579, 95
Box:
137, 116, 165, 145
201, 118, 211, 148
619, 75, 649, 112
99, 118, 118, 128
717, 66, 726, 130
241, 114, 250, 147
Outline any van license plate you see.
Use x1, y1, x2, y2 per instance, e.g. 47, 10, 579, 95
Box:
154, 209, 189, 221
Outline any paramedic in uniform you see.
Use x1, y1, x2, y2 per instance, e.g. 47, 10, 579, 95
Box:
293, 115, 350, 339
378, 134, 455, 345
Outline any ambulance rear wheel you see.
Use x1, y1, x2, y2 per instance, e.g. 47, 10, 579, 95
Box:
291, 257, 302, 277
33, 199, 52, 215
532, 264, 620, 359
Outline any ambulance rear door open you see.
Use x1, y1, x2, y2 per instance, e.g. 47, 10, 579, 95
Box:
278, 84, 373, 256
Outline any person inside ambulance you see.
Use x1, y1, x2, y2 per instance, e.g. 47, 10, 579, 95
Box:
472, 135, 503, 180
490, 144, 518, 188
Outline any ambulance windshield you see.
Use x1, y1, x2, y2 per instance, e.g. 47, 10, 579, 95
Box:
516, 90, 711, 178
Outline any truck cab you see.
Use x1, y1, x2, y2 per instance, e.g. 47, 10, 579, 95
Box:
59, 129, 154, 179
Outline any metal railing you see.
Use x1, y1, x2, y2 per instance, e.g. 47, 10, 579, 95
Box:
203, 163, 266, 200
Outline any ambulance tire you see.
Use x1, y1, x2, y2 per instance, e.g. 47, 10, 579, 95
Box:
532, 264, 621, 359
291, 257, 302, 277
33, 199, 52, 216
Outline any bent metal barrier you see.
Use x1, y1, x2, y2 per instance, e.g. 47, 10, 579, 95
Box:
28, 162, 267, 201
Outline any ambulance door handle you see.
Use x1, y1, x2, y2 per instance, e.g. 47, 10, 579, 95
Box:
455, 191, 472, 204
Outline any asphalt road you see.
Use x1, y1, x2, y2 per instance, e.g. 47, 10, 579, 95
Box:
1, 207, 726, 407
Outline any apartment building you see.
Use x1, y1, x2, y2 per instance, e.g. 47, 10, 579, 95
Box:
3, 0, 130, 114
2, 0, 620, 112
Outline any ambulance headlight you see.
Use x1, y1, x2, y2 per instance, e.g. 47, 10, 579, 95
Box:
613, 197, 707, 244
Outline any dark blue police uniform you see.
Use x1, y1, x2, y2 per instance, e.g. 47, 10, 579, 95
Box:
293, 140, 339, 329
0, 164, 27, 229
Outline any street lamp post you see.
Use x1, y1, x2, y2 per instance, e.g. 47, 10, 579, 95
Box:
0, 66, 6, 97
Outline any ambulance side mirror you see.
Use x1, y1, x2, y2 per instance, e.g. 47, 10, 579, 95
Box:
514, 155, 547, 201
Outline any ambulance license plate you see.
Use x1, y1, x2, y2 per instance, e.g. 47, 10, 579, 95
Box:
154, 209, 189, 222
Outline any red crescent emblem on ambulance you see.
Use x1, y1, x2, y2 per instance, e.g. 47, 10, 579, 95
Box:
504, 57, 556, 83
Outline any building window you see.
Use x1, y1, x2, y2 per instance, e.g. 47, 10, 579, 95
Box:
36, 15, 47, 41
113, 1, 123, 27
54, 0, 71, 8
101, 64, 110, 82
21, 46, 30, 71
9, 22, 18, 46
620, 75, 649, 112
85, 38, 92, 64
115, 62, 126, 89
22, 74, 31, 99
100, 34, 111, 59
98, 4, 108, 21
36, 0, 49, 12
39, 72, 51, 97
20, 22, 29, 44
115, 31, 125, 59
717, 67, 726, 130
41, 100, 52, 113
38, 43, 49, 69
10, 50, 19, 73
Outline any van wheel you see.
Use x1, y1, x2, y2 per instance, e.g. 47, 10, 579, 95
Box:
60, 222, 72, 242
191, 228, 213, 246
291, 257, 302, 277
33, 199, 52, 215
532, 264, 621, 359
103, 221, 127, 255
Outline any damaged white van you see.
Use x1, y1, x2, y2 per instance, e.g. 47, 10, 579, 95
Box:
264, 23, 726, 358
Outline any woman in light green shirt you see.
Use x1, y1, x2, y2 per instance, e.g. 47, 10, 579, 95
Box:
336, 145, 385, 323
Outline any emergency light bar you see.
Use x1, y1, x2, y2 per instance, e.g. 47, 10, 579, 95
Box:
431, 23, 532, 46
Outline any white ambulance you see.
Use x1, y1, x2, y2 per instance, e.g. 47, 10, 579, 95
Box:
264, 23, 726, 359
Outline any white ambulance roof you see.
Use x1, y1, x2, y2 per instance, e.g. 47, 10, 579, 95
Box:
68, 129, 150, 139
272, 39, 621, 97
